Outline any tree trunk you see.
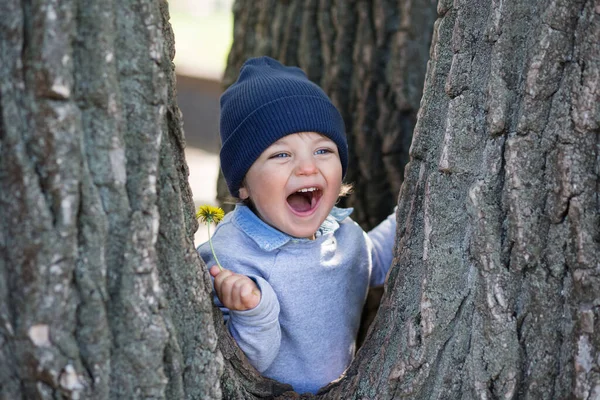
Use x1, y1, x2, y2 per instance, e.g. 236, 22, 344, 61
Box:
2, 0, 599, 399
320, 0, 600, 398
0, 1, 222, 398
217, 0, 438, 231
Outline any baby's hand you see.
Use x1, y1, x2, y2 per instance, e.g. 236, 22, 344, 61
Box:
210, 266, 261, 311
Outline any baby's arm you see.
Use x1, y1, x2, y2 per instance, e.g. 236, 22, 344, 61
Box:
210, 266, 281, 372
367, 209, 397, 286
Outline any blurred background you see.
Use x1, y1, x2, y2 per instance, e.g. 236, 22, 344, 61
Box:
168, 0, 233, 244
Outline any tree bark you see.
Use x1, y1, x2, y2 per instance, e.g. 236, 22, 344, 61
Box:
217, 0, 438, 231
320, 0, 600, 398
0, 1, 222, 398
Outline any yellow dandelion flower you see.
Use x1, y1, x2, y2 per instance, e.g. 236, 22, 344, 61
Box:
196, 205, 226, 271
196, 205, 225, 225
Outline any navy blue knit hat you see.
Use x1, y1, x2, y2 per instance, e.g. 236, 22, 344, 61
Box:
219, 56, 348, 197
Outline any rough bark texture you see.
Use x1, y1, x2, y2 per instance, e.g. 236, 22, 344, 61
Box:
0, 1, 222, 398
217, 0, 438, 231
320, 0, 599, 398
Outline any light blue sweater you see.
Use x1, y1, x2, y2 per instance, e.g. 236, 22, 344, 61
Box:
198, 204, 396, 394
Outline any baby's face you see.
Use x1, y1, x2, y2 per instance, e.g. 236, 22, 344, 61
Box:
239, 132, 343, 239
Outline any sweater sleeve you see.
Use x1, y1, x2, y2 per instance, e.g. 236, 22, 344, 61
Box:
224, 275, 281, 373
199, 237, 282, 373
367, 208, 397, 287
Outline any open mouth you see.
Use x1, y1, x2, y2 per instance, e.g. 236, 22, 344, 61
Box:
286, 187, 323, 214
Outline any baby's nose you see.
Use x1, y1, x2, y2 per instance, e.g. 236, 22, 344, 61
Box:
295, 157, 318, 175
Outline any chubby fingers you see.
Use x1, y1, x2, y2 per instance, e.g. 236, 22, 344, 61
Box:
210, 267, 261, 311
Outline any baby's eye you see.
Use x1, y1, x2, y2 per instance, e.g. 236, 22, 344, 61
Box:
269, 152, 290, 159
315, 148, 333, 155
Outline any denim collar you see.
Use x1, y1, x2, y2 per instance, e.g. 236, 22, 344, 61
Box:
232, 204, 353, 251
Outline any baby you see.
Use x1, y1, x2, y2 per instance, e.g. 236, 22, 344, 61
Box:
198, 56, 396, 394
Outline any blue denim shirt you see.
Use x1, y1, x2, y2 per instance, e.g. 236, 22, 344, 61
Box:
198, 204, 396, 394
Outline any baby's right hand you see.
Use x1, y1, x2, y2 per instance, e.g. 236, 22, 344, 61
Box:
210, 266, 261, 311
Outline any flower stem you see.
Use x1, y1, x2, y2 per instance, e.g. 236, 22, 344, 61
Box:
207, 222, 223, 271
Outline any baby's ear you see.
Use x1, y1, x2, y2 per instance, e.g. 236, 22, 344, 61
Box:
239, 186, 249, 200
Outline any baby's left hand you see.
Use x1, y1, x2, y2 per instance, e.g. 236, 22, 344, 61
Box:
210, 266, 261, 311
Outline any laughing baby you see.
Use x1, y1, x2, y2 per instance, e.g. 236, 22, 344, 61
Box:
197, 56, 396, 394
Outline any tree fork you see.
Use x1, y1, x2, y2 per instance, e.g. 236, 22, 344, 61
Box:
0, 0, 598, 399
